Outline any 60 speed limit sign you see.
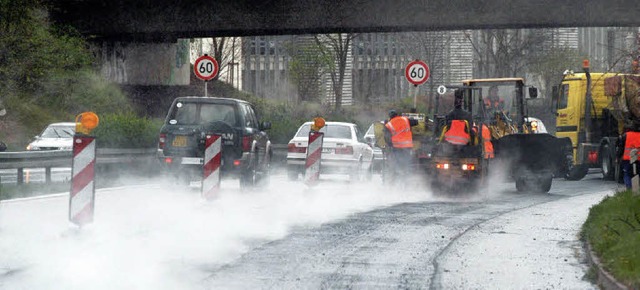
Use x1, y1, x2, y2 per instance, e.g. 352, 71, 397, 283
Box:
405, 60, 430, 86
194, 55, 219, 81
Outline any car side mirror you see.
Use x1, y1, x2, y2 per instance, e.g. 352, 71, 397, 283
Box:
528, 87, 538, 99
365, 136, 374, 144
260, 121, 271, 130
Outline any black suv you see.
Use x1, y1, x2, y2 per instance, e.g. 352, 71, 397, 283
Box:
158, 97, 272, 188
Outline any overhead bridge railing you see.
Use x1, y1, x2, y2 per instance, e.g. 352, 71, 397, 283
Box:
0, 148, 158, 184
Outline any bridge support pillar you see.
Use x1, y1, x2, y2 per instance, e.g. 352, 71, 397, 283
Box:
97, 39, 190, 85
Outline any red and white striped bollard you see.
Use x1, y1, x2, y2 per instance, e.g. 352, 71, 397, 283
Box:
304, 131, 324, 186
69, 135, 96, 226
202, 134, 222, 200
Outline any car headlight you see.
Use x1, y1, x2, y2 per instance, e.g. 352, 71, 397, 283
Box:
27, 145, 38, 150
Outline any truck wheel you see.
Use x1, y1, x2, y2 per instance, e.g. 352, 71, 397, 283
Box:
601, 144, 615, 180
240, 152, 258, 189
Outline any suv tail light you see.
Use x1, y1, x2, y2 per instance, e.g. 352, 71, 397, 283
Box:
242, 136, 252, 152
288, 143, 306, 153
335, 146, 353, 155
159, 133, 166, 149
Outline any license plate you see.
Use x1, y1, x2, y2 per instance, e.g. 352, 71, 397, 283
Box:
172, 136, 187, 147
322, 148, 334, 153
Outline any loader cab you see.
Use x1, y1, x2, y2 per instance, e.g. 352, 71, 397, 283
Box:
463, 78, 526, 128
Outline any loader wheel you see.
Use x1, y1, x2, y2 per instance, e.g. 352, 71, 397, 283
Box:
515, 174, 552, 193
536, 175, 553, 193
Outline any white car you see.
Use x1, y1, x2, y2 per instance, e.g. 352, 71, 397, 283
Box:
287, 121, 374, 181
26, 122, 75, 151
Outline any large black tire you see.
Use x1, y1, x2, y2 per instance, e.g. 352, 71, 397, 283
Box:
536, 175, 553, 193
515, 174, 552, 193
565, 164, 589, 181
240, 151, 258, 190
601, 144, 615, 180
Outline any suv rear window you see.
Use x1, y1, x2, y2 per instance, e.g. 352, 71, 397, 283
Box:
168, 102, 238, 126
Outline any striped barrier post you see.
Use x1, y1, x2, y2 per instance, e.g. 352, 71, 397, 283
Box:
202, 134, 222, 200
631, 149, 639, 195
69, 135, 96, 226
304, 131, 324, 186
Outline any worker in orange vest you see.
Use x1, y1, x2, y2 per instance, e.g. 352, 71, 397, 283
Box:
384, 110, 418, 180
482, 124, 494, 159
619, 126, 640, 189
443, 89, 473, 146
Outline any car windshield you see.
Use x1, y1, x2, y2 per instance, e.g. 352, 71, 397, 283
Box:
40, 125, 75, 138
365, 124, 374, 137
295, 124, 353, 139
169, 102, 238, 126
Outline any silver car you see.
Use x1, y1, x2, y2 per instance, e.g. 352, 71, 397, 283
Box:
26, 122, 75, 151
287, 121, 374, 181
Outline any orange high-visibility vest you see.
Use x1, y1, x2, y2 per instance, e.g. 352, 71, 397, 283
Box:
623, 131, 640, 160
385, 116, 413, 148
444, 120, 471, 145
482, 125, 494, 159
484, 98, 504, 110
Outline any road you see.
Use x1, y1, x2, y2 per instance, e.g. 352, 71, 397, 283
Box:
0, 170, 619, 289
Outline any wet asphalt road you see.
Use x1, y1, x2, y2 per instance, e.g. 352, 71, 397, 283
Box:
204, 171, 618, 289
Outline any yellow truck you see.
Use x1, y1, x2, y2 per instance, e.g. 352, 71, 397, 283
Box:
554, 61, 640, 181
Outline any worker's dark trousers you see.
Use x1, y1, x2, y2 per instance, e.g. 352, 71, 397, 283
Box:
621, 160, 632, 189
390, 148, 412, 176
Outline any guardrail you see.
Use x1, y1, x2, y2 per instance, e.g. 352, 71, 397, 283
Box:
0, 148, 158, 184
0, 145, 290, 185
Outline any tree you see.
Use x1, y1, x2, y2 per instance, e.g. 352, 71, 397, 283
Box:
401, 31, 455, 114
286, 38, 331, 103
315, 33, 356, 111
191, 37, 241, 84
466, 29, 547, 78
529, 46, 584, 98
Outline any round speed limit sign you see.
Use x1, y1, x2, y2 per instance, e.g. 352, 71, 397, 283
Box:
194, 55, 219, 81
405, 60, 430, 86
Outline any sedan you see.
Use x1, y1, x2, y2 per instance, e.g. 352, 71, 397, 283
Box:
287, 122, 374, 181
26, 122, 75, 151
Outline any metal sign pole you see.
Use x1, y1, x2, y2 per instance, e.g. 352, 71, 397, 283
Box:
413, 85, 419, 109
205, 81, 208, 97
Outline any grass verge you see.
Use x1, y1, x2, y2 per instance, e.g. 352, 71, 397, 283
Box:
582, 190, 640, 288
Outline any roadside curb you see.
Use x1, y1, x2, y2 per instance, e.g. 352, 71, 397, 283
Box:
584, 240, 630, 290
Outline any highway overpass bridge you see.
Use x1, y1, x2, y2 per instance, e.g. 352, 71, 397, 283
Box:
45, 0, 640, 96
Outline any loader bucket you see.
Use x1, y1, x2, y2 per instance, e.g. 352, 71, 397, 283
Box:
493, 133, 565, 174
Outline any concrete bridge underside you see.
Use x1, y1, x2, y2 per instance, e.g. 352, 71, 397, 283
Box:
50, 0, 640, 41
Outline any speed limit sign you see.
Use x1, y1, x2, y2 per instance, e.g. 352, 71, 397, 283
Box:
194, 55, 219, 81
405, 60, 430, 86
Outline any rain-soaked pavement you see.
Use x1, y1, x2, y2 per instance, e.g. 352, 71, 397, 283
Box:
205, 172, 617, 289
0, 170, 619, 289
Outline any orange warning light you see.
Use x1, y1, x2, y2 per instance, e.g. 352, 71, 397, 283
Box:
311, 117, 326, 131
75, 112, 100, 135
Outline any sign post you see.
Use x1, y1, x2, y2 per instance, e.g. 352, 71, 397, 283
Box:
405, 60, 430, 109
194, 54, 219, 97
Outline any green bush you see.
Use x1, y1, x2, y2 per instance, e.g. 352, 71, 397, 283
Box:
582, 190, 640, 288
92, 113, 163, 148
